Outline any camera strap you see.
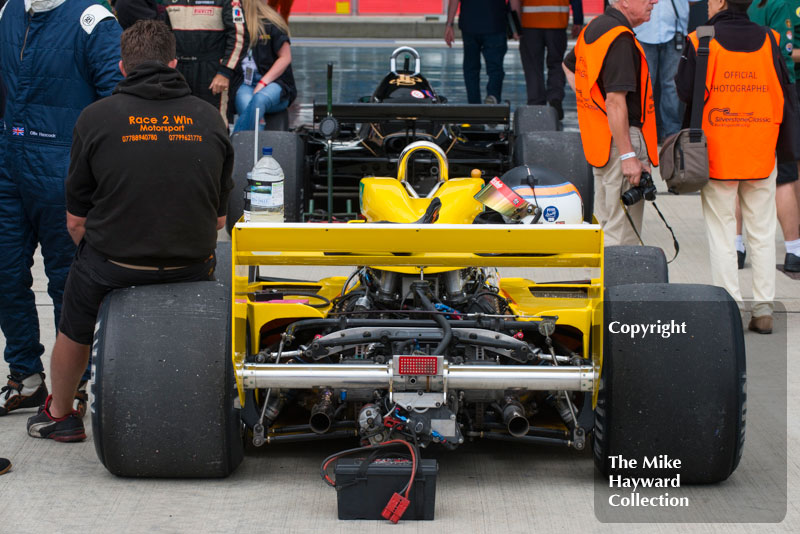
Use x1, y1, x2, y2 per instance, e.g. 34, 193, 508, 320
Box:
621, 200, 680, 263
668, 0, 681, 39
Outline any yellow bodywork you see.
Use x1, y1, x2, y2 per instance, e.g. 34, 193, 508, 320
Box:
232, 140, 603, 408
359, 177, 484, 224
230, 223, 605, 407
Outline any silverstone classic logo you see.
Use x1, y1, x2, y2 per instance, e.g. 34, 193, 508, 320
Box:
707, 108, 771, 126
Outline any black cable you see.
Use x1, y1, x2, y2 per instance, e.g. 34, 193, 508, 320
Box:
321, 440, 416, 496
401, 425, 422, 495
525, 167, 542, 223
414, 286, 452, 355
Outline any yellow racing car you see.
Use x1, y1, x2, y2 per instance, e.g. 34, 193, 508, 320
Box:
89, 140, 745, 487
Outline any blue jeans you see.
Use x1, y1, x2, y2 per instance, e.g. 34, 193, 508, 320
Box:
641, 40, 682, 139
462, 31, 507, 104
233, 82, 289, 133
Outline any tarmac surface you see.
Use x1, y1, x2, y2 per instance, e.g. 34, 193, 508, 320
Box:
1, 38, 799, 533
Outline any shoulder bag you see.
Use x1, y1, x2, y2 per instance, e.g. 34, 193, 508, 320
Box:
658, 25, 713, 194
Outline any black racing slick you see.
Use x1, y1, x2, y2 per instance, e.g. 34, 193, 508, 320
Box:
166, 0, 248, 114
66, 61, 234, 266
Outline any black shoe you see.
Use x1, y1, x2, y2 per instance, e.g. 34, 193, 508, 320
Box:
737, 249, 746, 270
0, 458, 10, 476
0, 373, 48, 416
549, 99, 564, 121
27, 395, 86, 442
784, 252, 800, 272
74, 380, 88, 418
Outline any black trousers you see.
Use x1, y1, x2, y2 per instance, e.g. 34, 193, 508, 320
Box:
59, 242, 215, 345
177, 58, 238, 124
519, 27, 567, 105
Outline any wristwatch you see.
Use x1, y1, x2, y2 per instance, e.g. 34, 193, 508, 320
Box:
447, 22, 454, 27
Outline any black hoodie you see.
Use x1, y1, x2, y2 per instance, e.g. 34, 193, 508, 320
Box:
67, 61, 234, 265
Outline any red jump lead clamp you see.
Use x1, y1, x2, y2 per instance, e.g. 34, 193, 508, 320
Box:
381, 492, 411, 523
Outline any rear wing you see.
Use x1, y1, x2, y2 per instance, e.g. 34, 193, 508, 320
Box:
231, 223, 603, 269
312, 103, 511, 125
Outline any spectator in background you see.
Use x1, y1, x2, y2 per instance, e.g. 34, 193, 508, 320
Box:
0, 68, 8, 474
634, 0, 693, 141
166, 0, 249, 124
510, 0, 584, 120
676, 0, 797, 334
445, 0, 510, 104
233, 0, 296, 133
792, 0, 800, 222
689, 0, 709, 29
738, 0, 800, 273
0, 0, 122, 417
563, 0, 660, 246
114, 0, 167, 30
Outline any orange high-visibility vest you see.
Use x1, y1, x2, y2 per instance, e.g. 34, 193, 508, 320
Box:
574, 25, 658, 168
689, 30, 784, 180
520, 0, 570, 29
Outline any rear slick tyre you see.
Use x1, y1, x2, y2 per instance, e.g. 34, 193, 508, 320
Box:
604, 246, 668, 287
91, 281, 243, 478
594, 283, 746, 484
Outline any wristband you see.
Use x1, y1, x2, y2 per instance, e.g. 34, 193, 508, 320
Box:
619, 151, 636, 161
256, 80, 266, 87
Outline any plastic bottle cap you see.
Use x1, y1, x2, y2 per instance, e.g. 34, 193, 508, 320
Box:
262, 147, 273, 156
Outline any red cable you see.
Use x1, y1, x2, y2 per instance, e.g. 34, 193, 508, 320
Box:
322, 439, 416, 497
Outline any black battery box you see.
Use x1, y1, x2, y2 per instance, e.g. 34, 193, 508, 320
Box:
334, 457, 437, 520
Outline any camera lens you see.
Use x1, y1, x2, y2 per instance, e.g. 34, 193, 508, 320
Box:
620, 172, 656, 206
621, 187, 643, 206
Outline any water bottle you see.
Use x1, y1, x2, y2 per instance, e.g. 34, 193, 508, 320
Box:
243, 147, 284, 222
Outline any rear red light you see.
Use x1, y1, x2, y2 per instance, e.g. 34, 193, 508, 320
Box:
397, 356, 438, 375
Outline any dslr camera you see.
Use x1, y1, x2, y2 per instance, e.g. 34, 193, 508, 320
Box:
621, 171, 657, 206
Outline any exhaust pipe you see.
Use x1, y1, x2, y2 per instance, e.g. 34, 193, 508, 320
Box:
309, 388, 335, 434
502, 397, 529, 438
240, 363, 594, 392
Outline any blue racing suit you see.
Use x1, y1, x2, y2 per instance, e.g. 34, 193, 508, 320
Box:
0, 0, 122, 378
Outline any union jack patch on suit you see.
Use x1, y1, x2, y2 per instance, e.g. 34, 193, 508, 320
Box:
11, 127, 24, 136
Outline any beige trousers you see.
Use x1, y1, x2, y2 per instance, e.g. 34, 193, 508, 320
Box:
592, 127, 649, 246
700, 164, 777, 317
